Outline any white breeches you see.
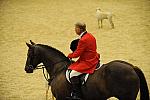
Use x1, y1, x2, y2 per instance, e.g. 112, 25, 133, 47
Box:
70, 70, 82, 78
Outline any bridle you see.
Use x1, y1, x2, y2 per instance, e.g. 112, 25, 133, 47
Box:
27, 48, 71, 85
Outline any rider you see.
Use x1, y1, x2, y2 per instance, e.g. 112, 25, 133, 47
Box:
67, 22, 100, 100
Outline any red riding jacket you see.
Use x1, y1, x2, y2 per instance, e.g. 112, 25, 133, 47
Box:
68, 32, 100, 74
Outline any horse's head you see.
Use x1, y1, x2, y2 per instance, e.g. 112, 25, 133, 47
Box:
25, 40, 41, 73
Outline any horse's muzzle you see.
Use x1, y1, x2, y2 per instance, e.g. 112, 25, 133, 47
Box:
25, 65, 34, 73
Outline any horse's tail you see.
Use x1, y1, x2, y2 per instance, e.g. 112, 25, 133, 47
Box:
133, 66, 149, 100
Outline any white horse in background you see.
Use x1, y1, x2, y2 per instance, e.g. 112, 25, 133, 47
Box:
96, 8, 114, 29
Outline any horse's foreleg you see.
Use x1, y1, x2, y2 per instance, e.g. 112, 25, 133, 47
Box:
98, 20, 100, 29
101, 20, 103, 28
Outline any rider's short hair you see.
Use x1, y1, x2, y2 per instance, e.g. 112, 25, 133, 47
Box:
75, 22, 86, 31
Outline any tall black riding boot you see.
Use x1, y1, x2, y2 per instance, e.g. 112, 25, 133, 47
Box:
66, 76, 82, 100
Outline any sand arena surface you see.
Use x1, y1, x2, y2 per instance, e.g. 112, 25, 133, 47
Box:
0, 0, 150, 100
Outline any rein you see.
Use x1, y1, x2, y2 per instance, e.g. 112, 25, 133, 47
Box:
36, 65, 49, 81
35, 58, 70, 85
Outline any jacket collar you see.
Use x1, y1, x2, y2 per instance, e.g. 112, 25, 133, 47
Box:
78, 31, 87, 39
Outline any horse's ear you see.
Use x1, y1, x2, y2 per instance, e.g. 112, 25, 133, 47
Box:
30, 40, 36, 45
26, 43, 32, 48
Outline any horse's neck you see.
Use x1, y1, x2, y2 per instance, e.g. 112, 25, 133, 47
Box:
41, 49, 69, 77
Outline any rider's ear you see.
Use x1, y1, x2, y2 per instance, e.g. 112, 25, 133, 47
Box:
26, 42, 33, 48
30, 40, 36, 45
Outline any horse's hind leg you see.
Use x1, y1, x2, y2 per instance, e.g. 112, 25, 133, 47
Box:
109, 17, 114, 28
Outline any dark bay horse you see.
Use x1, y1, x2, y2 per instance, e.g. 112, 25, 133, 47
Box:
24, 40, 149, 100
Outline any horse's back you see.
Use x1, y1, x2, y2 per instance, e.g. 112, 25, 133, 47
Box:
104, 60, 140, 98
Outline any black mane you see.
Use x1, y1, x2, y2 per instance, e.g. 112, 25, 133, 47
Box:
36, 44, 67, 59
